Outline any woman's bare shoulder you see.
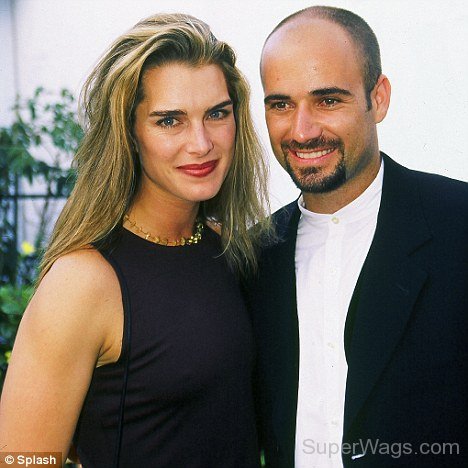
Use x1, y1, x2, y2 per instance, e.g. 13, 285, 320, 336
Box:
0, 248, 122, 452
30, 247, 121, 343
43, 247, 117, 291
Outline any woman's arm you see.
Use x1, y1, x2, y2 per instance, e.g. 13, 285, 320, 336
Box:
0, 249, 123, 457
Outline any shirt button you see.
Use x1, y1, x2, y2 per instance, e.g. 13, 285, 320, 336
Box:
331, 216, 339, 224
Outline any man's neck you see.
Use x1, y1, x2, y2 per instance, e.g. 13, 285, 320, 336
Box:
302, 157, 382, 214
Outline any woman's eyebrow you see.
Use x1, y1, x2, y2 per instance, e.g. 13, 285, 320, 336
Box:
148, 100, 233, 118
206, 99, 233, 113
149, 109, 186, 117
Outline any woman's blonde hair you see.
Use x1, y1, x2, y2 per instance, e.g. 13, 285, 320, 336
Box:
39, 13, 271, 281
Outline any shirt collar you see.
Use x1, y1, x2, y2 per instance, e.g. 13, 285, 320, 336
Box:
298, 159, 384, 225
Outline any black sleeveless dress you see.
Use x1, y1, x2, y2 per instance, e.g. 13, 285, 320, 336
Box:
73, 227, 259, 467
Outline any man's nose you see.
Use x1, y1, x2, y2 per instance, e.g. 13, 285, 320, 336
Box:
290, 104, 323, 143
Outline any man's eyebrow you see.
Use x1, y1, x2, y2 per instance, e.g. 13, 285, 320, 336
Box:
264, 94, 290, 105
310, 87, 352, 97
264, 88, 352, 105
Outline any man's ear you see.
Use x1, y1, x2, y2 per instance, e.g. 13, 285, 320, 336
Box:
372, 74, 391, 123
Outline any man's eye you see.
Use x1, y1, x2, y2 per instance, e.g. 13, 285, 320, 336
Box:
322, 98, 339, 107
272, 102, 288, 110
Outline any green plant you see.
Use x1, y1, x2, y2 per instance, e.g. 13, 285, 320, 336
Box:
1, 87, 82, 278
0, 284, 33, 377
0, 87, 82, 388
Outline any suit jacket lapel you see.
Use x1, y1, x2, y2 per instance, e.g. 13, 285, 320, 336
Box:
343, 154, 432, 436
261, 202, 301, 458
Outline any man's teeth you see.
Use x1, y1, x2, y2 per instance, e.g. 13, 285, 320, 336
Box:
295, 148, 334, 159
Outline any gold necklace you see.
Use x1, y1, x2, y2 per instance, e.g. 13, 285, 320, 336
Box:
124, 215, 203, 246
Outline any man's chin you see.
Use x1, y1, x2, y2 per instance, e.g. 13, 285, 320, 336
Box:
289, 166, 347, 194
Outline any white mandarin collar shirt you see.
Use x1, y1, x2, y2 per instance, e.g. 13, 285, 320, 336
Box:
294, 161, 384, 468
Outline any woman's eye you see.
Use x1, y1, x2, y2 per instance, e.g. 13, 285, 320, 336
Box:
208, 109, 228, 120
157, 117, 177, 127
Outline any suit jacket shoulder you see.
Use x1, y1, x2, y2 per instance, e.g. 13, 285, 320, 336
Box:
406, 166, 467, 230
381, 155, 468, 249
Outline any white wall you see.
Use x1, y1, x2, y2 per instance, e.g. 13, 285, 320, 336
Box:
3, 0, 468, 211
0, 0, 17, 126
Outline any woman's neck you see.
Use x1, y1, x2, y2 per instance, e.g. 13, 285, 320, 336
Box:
128, 191, 200, 240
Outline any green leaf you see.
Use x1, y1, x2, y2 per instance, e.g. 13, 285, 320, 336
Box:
0, 87, 82, 285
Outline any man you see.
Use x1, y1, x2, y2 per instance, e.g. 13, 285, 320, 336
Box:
247, 6, 468, 467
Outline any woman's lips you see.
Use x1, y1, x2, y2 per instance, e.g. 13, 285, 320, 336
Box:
177, 160, 219, 177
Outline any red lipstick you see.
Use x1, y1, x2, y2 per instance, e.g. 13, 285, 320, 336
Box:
177, 160, 218, 177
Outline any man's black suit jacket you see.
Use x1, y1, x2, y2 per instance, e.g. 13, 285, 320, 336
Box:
246, 154, 468, 467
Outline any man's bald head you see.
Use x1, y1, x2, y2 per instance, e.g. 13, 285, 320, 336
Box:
261, 6, 382, 108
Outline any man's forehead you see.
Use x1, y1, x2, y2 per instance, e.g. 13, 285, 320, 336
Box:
260, 18, 364, 94
264, 19, 355, 67
263, 18, 352, 64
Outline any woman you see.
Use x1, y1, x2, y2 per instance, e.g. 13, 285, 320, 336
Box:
0, 13, 270, 467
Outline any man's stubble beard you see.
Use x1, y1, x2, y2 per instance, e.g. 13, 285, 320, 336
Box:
284, 152, 347, 194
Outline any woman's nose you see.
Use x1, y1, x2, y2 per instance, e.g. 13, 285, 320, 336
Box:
186, 123, 214, 156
